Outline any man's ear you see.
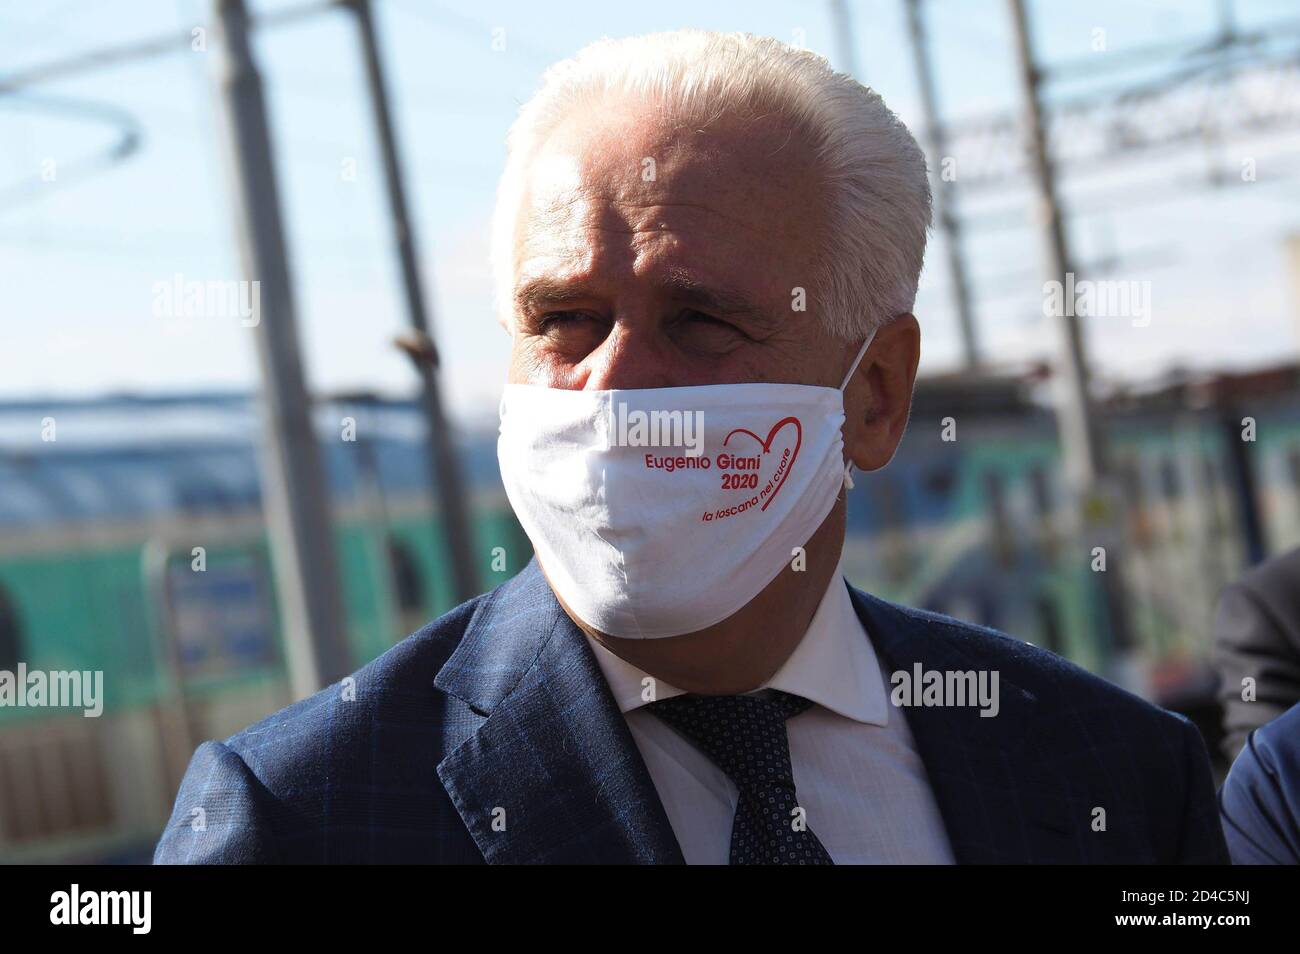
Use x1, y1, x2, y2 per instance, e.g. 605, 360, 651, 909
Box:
843, 314, 920, 473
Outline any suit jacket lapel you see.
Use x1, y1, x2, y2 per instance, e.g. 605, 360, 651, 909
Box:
434, 558, 684, 864
435, 561, 1077, 863
847, 584, 1077, 863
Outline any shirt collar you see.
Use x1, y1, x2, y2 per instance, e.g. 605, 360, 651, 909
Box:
584, 562, 890, 726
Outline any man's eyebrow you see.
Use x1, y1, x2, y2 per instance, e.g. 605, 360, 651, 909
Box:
514, 271, 778, 329
659, 270, 775, 325
514, 276, 598, 314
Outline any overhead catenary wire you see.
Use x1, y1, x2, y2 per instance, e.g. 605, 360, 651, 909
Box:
0, 0, 340, 95
0, 91, 143, 210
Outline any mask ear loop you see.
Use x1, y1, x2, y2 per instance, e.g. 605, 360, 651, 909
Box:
839, 329, 877, 491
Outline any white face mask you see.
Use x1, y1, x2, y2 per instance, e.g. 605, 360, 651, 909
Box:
497, 333, 875, 639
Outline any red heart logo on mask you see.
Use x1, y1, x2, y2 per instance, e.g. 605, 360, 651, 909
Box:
722, 416, 802, 511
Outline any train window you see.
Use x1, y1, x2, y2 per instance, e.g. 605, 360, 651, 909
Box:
1160, 455, 1182, 502
1028, 463, 1054, 521
1288, 447, 1300, 502
387, 539, 424, 613
1119, 455, 1145, 509
923, 466, 955, 498
1034, 590, 1064, 656
0, 584, 21, 672
982, 469, 1015, 567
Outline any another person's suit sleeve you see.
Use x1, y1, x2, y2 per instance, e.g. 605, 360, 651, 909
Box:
1213, 556, 1300, 762
154, 740, 281, 864
1218, 702, 1300, 864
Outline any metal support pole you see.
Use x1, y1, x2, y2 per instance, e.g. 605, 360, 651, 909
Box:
829, 0, 862, 80
1007, 0, 1135, 662
1008, 0, 1107, 489
905, 0, 981, 368
213, 0, 352, 698
347, 0, 479, 604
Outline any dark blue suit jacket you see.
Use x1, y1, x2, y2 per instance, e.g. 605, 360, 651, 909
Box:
1219, 700, 1300, 863
154, 558, 1228, 864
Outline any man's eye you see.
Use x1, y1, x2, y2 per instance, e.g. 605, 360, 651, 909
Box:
532, 311, 605, 356
540, 310, 594, 330
680, 310, 742, 336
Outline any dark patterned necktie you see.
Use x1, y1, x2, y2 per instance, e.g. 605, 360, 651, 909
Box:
646, 689, 834, 864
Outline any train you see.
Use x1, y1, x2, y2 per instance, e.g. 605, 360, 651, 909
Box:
2, 366, 1297, 861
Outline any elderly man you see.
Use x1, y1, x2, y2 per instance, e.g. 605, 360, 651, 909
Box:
156, 30, 1226, 864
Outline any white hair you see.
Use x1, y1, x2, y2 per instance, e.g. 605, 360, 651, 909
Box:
490, 29, 932, 340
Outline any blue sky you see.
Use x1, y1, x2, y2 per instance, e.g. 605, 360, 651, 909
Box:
2, 0, 1299, 429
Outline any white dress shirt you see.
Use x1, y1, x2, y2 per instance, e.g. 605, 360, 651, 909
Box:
585, 563, 956, 864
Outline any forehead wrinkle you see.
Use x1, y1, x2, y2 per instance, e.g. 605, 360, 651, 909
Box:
610, 199, 772, 238
521, 194, 768, 271
523, 181, 598, 237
